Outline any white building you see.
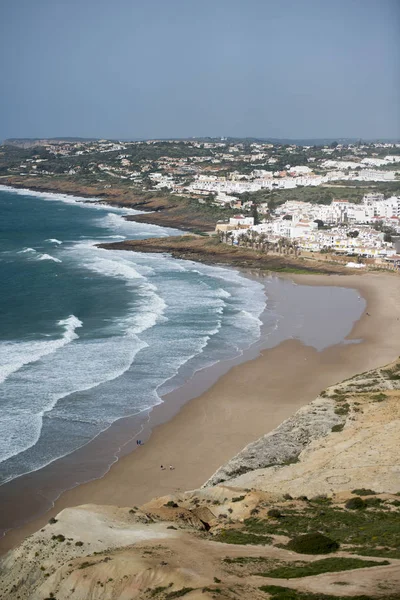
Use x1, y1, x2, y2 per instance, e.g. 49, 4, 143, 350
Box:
229, 215, 255, 226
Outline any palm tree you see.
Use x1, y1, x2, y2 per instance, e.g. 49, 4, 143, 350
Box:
277, 237, 285, 255
249, 230, 259, 249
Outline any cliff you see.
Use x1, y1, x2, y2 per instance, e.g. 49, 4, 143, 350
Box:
204, 357, 400, 496
1, 361, 400, 600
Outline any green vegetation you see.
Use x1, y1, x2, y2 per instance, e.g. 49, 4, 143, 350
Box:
371, 393, 388, 402
165, 588, 195, 599
78, 561, 95, 570
352, 488, 377, 496
215, 529, 273, 545
381, 368, 400, 381
331, 423, 344, 432
286, 533, 339, 555
164, 501, 179, 508
223, 556, 270, 565
345, 497, 366, 510
242, 502, 400, 557
259, 585, 400, 600
259, 557, 389, 579
334, 403, 350, 416
231, 495, 246, 503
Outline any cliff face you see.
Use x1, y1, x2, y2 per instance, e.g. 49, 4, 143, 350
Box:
1, 360, 400, 600
204, 357, 400, 495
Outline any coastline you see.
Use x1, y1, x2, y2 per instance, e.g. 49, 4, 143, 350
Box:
0, 178, 218, 232
1, 270, 399, 555
0, 182, 399, 557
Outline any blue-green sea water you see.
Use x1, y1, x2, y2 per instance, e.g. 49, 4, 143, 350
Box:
0, 186, 367, 495
0, 186, 269, 485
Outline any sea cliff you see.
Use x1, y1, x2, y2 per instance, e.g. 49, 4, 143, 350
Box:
1, 358, 400, 600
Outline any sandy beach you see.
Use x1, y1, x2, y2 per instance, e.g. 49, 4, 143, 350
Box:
1, 271, 399, 554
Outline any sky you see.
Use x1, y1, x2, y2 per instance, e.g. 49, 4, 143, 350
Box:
0, 0, 399, 141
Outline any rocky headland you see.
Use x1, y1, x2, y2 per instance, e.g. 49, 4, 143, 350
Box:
98, 236, 351, 275
1, 177, 220, 232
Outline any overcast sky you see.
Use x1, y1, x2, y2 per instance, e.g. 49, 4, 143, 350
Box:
0, 0, 399, 141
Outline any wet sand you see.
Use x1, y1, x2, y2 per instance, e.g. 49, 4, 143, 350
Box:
1, 271, 399, 554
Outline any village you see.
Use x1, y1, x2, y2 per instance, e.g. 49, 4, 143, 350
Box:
3, 138, 400, 200
215, 192, 400, 269
2, 137, 400, 270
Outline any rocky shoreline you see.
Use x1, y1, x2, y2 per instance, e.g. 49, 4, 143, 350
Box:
98, 236, 350, 274
1, 177, 219, 232
3, 177, 360, 273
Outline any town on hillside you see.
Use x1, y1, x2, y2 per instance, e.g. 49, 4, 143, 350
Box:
1, 137, 399, 269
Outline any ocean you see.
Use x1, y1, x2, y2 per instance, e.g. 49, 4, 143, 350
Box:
0, 186, 270, 487
0, 186, 367, 498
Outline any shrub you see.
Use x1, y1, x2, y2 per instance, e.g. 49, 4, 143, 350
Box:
345, 497, 366, 510
310, 495, 332, 505
286, 532, 339, 555
79, 561, 94, 570
48, 517, 58, 525
166, 588, 194, 599
231, 495, 245, 503
331, 424, 344, 433
371, 393, 387, 402
334, 403, 350, 416
164, 501, 179, 508
260, 557, 389, 579
75, 541, 84, 547
268, 509, 282, 519
364, 497, 383, 508
351, 488, 376, 496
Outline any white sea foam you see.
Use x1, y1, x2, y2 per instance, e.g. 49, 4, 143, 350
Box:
0, 315, 82, 385
36, 253, 62, 263
18, 247, 37, 254
0, 185, 271, 483
46, 238, 62, 244
77, 248, 167, 335
0, 185, 101, 206
0, 333, 148, 468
